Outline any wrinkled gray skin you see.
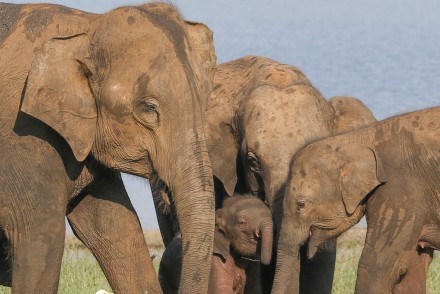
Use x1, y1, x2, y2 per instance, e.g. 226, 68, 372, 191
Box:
159, 195, 273, 294
273, 107, 440, 294
0, 3, 216, 293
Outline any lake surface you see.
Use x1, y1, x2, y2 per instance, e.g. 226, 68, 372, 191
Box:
10, 0, 440, 229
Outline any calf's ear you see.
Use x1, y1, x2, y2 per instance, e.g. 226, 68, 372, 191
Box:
21, 34, 96, 162
213, 209, 230, 261
338, 144, 386, 214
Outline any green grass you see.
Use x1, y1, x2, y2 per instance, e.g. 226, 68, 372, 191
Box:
0, 228, 439, 293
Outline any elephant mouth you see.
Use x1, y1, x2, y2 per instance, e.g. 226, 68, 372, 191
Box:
249, 237, 259, 245
150, 175, 173, 213
233, 238, 258, 257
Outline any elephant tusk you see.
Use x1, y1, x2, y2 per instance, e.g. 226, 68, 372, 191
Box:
255, 229, 261, 238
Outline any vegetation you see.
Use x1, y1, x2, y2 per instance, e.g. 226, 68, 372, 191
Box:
0, 228, 438, 293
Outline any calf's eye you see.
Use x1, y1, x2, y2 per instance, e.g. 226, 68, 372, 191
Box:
297, 200, 306, 212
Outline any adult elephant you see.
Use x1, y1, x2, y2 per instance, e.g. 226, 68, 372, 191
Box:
273, 107, 440, 294
203, 57, 377, 293
0, 2, 215, 293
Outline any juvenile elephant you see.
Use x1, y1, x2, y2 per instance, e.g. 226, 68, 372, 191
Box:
273, 107, 440, 294
159, 195, 273, 294
0, 3, 216, 293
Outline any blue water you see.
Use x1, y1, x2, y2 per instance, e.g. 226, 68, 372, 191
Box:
10, 0, 440, 229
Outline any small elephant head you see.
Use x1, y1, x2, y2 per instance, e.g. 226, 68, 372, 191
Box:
272, 140, 386, 293
214, 195, 273, 265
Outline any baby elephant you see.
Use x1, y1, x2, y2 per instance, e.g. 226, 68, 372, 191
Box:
159, 195, 273, 293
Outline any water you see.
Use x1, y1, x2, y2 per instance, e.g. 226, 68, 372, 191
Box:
9, 0, 440, 229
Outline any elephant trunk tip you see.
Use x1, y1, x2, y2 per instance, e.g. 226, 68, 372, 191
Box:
259, 221, 273, 265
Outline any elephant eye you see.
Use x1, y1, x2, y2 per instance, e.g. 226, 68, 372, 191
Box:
246, 152, 261, 172
296, 199, 306, 212
134, 98, 160, 126
141, 102, 157, 113
237, 219, 247, 226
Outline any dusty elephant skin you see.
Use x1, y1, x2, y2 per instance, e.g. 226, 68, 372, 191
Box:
153, 56, 377, 293
273, 107, 440, 294
204, 57, 376, 293
159, 195, 273, 294
0, 2, 216, 293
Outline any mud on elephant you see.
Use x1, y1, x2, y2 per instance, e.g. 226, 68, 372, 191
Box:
273, 107, 440, 294
159, 195, 273, 294
0, 2, 216, 293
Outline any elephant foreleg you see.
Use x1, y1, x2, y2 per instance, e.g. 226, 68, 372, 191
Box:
7, 196, 66, 293
244, 261, 263, 294
66, 175, 162, 294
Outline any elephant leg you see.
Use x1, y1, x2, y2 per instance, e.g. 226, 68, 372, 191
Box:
244, 262, 263, 294
392, 247, 433, 294
355, 222, 422, 294
300, 239, 336, 294
66, 175, 162, 294
7, 200, 66, 293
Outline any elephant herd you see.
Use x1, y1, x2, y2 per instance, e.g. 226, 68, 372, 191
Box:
0, 2, 438, 294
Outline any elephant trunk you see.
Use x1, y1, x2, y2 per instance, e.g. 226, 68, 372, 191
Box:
272, 218, 308, 294
160, 130, 215, 293
259, 219, 273, 265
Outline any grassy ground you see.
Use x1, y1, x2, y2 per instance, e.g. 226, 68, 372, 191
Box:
0, 228, 439, 293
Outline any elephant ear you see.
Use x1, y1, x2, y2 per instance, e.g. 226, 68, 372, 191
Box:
329, 96, 377, 134
338, 144, 386, 214
185, 21, 216, 87
21, 34, 97, 162
213, 209, 230, 261
205, 104, 239, 196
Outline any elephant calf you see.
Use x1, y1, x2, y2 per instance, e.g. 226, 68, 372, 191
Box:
273, 106, 440, 294
159, 195, 273, 294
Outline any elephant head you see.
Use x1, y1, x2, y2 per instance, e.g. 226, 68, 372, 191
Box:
19, 3, 216, 292
272, 141, 385, 293
215, 195, 273, 265
205, 56, 334, 211
329, 96, 377, 134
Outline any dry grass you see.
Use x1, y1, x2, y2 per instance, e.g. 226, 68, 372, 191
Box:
0, 228, 439, 293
